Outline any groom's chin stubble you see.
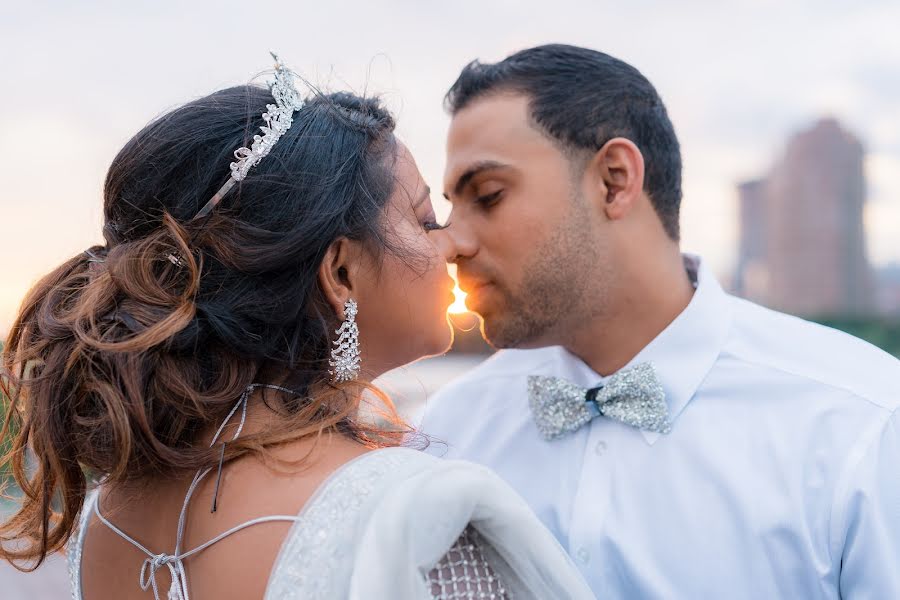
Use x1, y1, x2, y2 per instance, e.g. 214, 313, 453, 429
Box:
478, 308, 550, 350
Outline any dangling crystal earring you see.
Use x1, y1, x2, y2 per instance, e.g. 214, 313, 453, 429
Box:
329, 299, 360, 383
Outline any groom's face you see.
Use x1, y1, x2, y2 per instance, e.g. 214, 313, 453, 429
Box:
443, 93, 607, 349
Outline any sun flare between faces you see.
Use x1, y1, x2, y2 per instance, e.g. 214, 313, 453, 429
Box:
447, 264, 470, 315
448, 284, 469, 314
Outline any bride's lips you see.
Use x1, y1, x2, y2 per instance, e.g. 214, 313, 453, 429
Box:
445, 276, 457, 308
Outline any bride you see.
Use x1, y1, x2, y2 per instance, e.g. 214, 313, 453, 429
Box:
0, 56, 594, 599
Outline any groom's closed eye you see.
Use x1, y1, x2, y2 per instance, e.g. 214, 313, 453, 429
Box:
444, 160, 512, 202
474, 190, 503, 208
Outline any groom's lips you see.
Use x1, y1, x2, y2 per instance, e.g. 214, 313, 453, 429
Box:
458, 276, 489, 295
459, 278, 493, 313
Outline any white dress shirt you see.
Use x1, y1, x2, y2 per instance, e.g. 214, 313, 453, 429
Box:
421, 257, 900, 599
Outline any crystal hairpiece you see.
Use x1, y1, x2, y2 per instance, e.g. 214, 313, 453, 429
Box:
192, 51, 304, 220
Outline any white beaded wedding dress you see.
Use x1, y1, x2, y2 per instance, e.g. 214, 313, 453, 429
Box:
68, 447, 595, 599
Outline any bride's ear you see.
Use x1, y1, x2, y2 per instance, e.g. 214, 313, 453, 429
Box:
318, 237, 361, 320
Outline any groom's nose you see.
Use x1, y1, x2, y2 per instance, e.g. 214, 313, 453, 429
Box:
445, 213, 479, 263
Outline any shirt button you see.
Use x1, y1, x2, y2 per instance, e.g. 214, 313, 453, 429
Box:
576, 547, 591, 564
594, 440, 608, 456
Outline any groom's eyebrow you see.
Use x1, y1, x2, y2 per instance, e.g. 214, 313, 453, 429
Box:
446, 160, 509, 199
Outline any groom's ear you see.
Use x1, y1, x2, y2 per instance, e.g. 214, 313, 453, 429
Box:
587, 137, 646, 222
318, 237, 362, 320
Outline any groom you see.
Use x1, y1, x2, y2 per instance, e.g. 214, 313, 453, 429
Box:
422, 44, 900, 598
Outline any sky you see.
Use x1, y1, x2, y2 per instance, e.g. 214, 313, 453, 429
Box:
1, 0, 899, 334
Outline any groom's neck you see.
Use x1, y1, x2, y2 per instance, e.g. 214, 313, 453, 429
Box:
564, 245, 694, 377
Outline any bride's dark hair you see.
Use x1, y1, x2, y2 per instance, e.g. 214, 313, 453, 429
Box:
0, 84, 408, 568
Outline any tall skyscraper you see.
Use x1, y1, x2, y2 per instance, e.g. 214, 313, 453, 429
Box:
734, 118, 875, 316
733, 178, 768, 303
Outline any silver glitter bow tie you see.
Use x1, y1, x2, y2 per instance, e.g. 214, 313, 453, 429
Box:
528, 362, 671, 441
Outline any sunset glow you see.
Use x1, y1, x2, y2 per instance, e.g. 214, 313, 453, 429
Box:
448, 283, 469, 314
447, 265, 470, 314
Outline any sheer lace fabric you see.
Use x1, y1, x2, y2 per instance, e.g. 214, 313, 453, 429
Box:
427, 526, 510, 599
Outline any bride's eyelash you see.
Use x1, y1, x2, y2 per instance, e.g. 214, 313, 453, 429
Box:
424, 220, 449, 232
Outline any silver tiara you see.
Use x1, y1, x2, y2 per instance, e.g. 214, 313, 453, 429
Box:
192, 51, 304, 220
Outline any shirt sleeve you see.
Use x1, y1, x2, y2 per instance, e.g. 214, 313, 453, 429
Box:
836, 407, 900, 598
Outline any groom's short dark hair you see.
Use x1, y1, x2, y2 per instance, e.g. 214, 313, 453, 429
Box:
445, 44, 682, 241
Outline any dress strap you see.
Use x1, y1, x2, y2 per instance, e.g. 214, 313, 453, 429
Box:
93, 497, 302, 600
91, 382, 305, 600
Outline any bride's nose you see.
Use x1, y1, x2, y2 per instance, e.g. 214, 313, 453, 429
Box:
430, 228, 458, 263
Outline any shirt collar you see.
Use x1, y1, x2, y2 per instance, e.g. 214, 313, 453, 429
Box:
568, 254, 734, 445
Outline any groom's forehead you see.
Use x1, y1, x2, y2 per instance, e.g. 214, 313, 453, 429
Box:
443, 94, 550, 190
446, 93, 533, 148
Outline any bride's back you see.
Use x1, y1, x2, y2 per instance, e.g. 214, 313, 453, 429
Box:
79, 435, 368, 600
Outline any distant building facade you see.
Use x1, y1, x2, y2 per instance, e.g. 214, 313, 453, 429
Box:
733, 118, 875, 316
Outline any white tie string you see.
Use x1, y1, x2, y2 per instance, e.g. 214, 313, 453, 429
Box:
139, 553, 186, 600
